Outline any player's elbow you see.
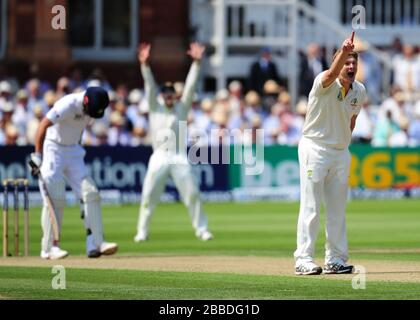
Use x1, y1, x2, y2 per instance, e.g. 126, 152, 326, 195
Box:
325, 69, 339, 80
38, 118, 53, 134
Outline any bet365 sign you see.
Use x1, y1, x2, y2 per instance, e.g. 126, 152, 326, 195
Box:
349, 146, 420, 189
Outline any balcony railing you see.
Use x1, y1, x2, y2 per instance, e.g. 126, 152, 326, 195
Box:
191, 0, 395, 103
341, 0, 420, 26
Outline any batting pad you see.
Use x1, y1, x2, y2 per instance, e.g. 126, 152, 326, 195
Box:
41, 178, 65, 252
81, 177, 104, 247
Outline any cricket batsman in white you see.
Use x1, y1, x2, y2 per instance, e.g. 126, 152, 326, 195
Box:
134, 42, 213, 242
29, 87, 118, 259
294, 32, 367, 275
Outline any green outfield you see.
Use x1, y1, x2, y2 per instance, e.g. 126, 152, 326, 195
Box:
1, 199, 420, 299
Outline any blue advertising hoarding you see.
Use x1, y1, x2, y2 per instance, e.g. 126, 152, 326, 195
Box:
0, 146, 230, 205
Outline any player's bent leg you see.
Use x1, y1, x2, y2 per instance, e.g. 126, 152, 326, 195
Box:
135, 156, 169, 242
171, 163, 213, 241
40, 178, 68, 260
81, 177, 118, 257
135, 183, 166, 242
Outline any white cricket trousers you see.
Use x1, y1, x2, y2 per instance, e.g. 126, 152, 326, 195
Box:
137, 150, 209, 236
294, 137, 351, 266
40, 140, 87, 251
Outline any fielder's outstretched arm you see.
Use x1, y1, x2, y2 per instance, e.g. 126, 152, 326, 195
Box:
181, 42, 205, 108
322, 32, 355, 88
138, 43, 158, 111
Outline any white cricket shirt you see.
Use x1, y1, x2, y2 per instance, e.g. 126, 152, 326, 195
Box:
141, 62, 200, 153
45, 92, 91, 146
302, 71, 367, 149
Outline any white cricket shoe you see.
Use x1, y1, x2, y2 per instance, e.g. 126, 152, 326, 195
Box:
41, 246, 69, 260
295, 261, 322, 275
196, 230, 214, 241
40, 250, 50, 259
99, 242, 118, 256
134, 232, 149, 242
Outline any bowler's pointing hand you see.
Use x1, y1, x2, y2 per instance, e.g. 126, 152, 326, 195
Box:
341, 31, 355, 53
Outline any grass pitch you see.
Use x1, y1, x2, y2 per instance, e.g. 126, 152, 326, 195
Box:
1, 199, 420, 299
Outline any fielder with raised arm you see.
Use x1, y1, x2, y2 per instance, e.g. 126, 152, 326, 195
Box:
294, 32, 367, 275
134, 42, 213, 242
29, 87, 118, 259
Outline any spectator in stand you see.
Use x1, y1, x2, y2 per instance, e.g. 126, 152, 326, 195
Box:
137, 98, 152, 146
26, 63, 51, 95
131, 102, 149, 147
248, 47, 281, 95
102, 90, 118, 125
354, 38, 382, 105
243, 115, 263, 145
379, 89, 412, 128
27, 79, 48, 114
389, 36, 403, 59
115, 83, 129, 104
81, 122, 97, 146
0, 100, 13, 130
26, 105, 44, 145
278, 92, 303, 145
188, 93, 202, 121
107, 111, 132, 146
293, 98, 307, 139
12, 90, 31, 141
0, 81, 13, 102
263, 103, 283, 145
228, 98, 251, 132
1, 101, 24, 145
392, 44, 420, 95
193, 97, 214, 138
44, 90, 57, 110
352, 99, 375, 144
262, 80, 281, 113
4, 125, 20, 146
0, 65, 19, 94
408, 102, 420, 146
372, 110, 400, 147
125, 89, 149, 146
389, 116, 410, 147
115, 100, 133, 132
227, 80, 243, 117
213, 89, 230, 118
298, 43, 328, 98
244, 90, 266, 121
92, 122, 109, 146
210, 111, 230, 146
55, 77, 71, 99
126, 89, 143, 124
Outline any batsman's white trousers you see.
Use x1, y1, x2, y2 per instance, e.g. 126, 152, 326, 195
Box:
137, 150, 209, 236
294, 136, 351, 266
41, 140, 87, 197
40, 140, 88, 251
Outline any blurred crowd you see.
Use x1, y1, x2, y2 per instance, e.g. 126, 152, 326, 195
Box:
0, 37, 420, 148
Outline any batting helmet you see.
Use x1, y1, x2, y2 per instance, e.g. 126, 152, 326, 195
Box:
83, 87, 109, 119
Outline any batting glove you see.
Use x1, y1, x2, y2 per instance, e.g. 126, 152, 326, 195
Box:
29, 152, 42, 177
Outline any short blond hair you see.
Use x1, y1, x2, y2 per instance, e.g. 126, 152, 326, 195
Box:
332, 50, 359, 62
